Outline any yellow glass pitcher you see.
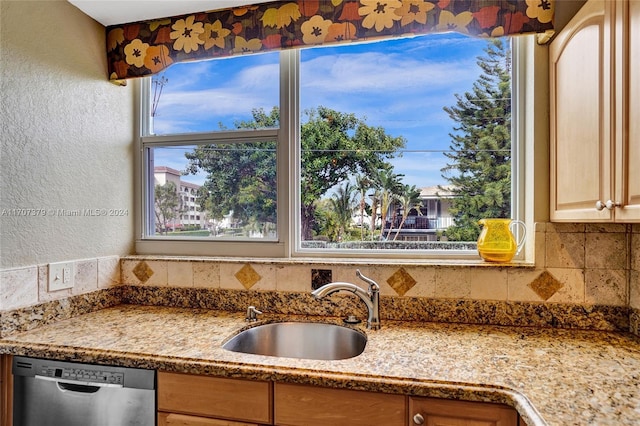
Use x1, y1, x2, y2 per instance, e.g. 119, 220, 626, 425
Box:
477, 219, 526, 262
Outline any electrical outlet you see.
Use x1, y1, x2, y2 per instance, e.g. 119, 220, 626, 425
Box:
48, 262, 75, 291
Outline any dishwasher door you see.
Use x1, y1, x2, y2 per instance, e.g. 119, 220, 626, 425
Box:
12, 356, 156, 426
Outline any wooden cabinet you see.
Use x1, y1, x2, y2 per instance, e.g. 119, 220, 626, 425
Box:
274, 383, 406, 426
159, 372, 523, 426
409, 397, 518, 426
158, 412, 260, 426
550, 0, 640, 222
157, 371, 271, 425
0, 355, 12, 426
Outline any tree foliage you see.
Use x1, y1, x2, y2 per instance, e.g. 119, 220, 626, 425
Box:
154, 181, 181, 234
185, 105, 405, 241
441, 39, 512, 241
185, 107, 279, 230
299, 106, 406, 240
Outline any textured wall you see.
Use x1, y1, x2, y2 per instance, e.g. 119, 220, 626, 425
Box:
0, 1, 135, 268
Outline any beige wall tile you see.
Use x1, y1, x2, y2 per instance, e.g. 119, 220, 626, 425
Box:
399, 266, 436, 298
546, 268, 585, 303
630, 271, 640, 309
585, 269, 628, 306
535, 228, 546, 269
219, 263, 275, 291
585, 232, 627, 269
545, 231, 585, 268
98, 256, 120, 289
193, 262, 220, 288
275, 264, 310, 292
140, 261, 168, 287
435, 267, 471, 299
470, 269, 508, 301
168, 262, 193, 288
121, 259, 140, 285
74, 259, 98, 295
507, 269, 548, 302
632, 232, 640, 272
0, 266, 38, 310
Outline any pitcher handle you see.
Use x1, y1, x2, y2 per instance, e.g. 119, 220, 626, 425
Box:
510, 220, 527, 255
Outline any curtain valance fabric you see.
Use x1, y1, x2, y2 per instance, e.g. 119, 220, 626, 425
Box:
106, 0, 554, 81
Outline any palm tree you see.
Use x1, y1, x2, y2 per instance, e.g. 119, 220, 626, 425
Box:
393, 184, 422, 241
373, 168, 404, 240
330, 182, 357, 242
354, 174, 371, 240
368, 189, 380, 241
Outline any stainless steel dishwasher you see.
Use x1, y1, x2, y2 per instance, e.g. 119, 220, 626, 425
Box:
12, 356, 156, 426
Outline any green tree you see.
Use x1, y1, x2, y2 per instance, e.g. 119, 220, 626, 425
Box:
354, 174, 372, 240
393, 184, 422, 241
329, 182, 357, 242
185, 108, 279, 232
186, 106, 405, 240
154, 181, 180, 235
441, 39, 512, 242
370, 167, 404, 240
299, 106, 405, 240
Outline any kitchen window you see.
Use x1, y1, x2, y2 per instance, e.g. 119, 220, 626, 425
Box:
138, 33, 533, 260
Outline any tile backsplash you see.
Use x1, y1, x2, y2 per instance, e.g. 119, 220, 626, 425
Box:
1, 223, 638, 330
1, 255, 120, 311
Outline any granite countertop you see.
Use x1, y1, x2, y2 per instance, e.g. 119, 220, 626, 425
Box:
1, 304, 639, 426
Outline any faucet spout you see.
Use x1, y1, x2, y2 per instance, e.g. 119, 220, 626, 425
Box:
311, 270, 380, 330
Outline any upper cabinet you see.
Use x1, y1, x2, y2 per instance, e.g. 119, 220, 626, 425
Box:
550, 0, 640, 222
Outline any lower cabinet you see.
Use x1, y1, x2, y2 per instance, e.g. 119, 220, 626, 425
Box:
157, 371, 271, 425
409, 396, 518, 426
158, 412, 261, 426
0, 355, 12, 426
274, 382, 406, 426
158, 371, 521, 426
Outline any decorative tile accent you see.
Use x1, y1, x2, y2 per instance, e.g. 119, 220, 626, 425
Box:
133, 261, 154, 283
311, 269, 332, 290
386, 267, 417, 296
234, 263, 261, 289
528, 271, 563, 301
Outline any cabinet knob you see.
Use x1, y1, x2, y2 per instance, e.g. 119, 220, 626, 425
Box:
595, 200, 621, 211
413, 413, 425, 425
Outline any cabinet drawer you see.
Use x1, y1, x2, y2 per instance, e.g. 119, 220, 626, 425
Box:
409, 396, 517, 426
158, 371, 271, 424
158, 412, 260, 426
274, 382, 406, 426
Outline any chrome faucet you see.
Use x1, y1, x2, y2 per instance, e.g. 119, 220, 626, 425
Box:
311, 269, 380, 330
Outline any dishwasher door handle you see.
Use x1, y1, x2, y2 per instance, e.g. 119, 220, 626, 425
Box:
35, 375, 124, 389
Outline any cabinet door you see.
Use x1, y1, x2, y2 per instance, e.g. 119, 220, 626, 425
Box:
550, 0, 615, 221
157, 372, 272, 425
409, 397, 518, 426
0, 355, 12, 426
274, 383, 406, 426
158, 412, 260, 426
615, 0, 640, 221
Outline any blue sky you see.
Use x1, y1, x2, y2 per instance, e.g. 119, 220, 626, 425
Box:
152, 32, 488, 189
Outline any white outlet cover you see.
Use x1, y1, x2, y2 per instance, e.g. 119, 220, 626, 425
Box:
48, 262, 75, 291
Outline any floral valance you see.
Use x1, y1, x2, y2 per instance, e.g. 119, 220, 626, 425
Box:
106, 0, 554, 81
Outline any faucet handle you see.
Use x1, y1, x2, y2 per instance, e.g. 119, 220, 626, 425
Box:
356, 269, 379, 291
245, 306, 263, 322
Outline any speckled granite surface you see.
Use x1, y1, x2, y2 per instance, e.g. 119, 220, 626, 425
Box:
1, 304, 639, 426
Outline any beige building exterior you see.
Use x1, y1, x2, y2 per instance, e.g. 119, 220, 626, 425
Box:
154, 167, 207, 231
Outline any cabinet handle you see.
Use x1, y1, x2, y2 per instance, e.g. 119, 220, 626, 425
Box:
595, 200, 621, 211
413, 413, 425, 425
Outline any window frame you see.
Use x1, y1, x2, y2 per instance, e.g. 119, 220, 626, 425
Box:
135, 37, 534, 262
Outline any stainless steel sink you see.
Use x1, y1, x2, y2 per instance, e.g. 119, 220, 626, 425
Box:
222, 322, 367, 360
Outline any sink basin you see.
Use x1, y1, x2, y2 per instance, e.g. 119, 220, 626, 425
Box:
222, 322, 367, 360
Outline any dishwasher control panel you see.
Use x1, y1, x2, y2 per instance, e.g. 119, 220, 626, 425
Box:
38, 365, 124, 385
